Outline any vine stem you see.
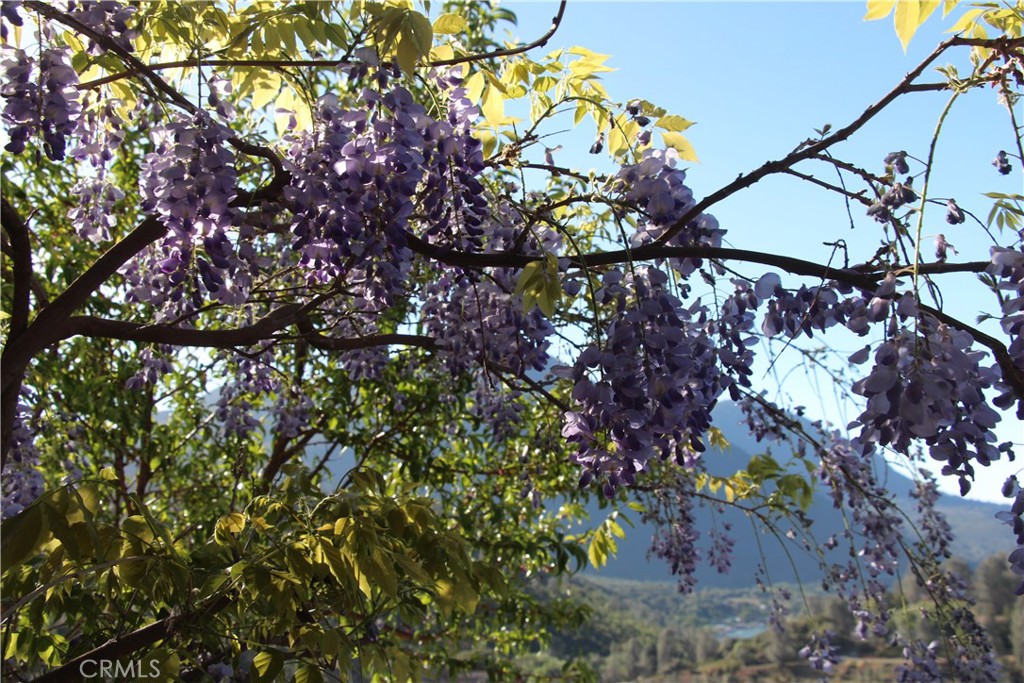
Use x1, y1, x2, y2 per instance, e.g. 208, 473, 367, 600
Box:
912, 90, 959, 308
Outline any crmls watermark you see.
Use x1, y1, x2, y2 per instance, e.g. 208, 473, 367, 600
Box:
78, 658, 161, 680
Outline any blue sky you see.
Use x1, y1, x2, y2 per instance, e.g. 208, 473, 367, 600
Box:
499, 1, 1022, 504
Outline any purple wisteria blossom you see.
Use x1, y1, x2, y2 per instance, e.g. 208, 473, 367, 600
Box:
1, 45, 80, 159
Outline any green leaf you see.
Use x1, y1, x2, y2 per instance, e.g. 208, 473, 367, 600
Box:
252, 650, 284, 683
215, 512, 246, 545
438, 574, 479, 613
294, 662, 324, 683
146, 648, 181, 682
395, 10, 433, 73
433, 13, 467, 34
1, 504, 49, 573
122, 515, 155, 544
407, 11, 433, 53
396, 37, 420, 74
747, 454, 782, 482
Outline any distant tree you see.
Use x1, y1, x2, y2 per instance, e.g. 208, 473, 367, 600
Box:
1011, 603, 1024, 674
655, 627, 685, 674
974, 553, 1021, 626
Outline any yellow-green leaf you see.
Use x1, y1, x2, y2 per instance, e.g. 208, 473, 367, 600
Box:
464, 70, 486, 104
1, 504, 49, 572
293, 663, 324, 683
655, 114, 694, 132
864, 0, 896, 21
708, 426, 730, 451
252, 650, 284, 683
946, 7, 982, 34
433, 12, 467, 35
274, 88, 311, 135
607, 124, 628, 158
216, 512, 246, 536
146, 648, 181, 683
533, 75, 558, 92
481, 84, 504, 126
429, 44, 454, 61
894, 0, 939, 50
122, 515, 155, 543
661, 132, 699, 162
251, 72, 282, 110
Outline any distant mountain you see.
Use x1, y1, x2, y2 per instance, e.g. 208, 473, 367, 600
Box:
580, 402, 1007, 587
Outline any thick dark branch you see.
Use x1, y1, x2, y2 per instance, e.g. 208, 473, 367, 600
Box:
430, 1, 568, 67
652, 34, 1024, 247
1, 217, 166, 393
56, 313, 435, 355
260, 427, 320, 490
61, 307, 303, 348
1, 197, 31, 335
29, 595, 232, 683
403, 230, 988, 288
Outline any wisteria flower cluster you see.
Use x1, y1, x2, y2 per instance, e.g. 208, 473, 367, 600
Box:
645, 474, 702, 594
67, 0, 138, 53
849, 316, 1004, 494
988, 246, 1024, 407
1, 45, 80, 160
817, 437, 900, 639
126, 112, 247, 314
559, 266, 725, 493
610, 149, 727, 278
799, 631, 839, 675
1, 387, 44, 519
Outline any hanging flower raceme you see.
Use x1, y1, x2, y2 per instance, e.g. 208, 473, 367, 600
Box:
849, 319, 1004, 494
988, 247, 1024, 409
67, 0, 139, 54
125, 112, 247, 314
560, 267, 725, 493
1, 387, 44, 519
1, 45, 80, 160
610, 148, 727, 278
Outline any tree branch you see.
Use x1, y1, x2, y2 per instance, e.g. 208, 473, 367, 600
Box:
429, 1, 568, 67
50, 314, 437, 357
28, 595, 232, 683
652, 35, 1024, 247
1, 217, 166, 393
1, 197, 32, 336
78, 58, 357, 90
402, 230, 988, 288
